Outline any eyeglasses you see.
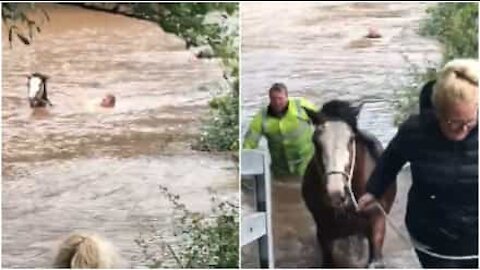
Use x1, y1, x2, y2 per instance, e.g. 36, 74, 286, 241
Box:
444, 118, 477, 130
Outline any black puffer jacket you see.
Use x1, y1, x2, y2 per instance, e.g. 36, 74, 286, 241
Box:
366, 112, 478, 255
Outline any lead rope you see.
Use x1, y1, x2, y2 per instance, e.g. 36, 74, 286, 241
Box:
346, 139, 478, 261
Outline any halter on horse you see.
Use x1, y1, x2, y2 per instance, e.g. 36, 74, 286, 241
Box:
27, 73, 52, 108
302, 100, 396, 267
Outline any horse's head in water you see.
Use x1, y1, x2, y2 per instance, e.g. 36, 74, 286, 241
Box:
305, 100, 362, 209
27, 73, 52, 108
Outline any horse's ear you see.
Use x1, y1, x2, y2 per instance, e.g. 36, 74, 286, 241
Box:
304, 107, 320, 124
40, 74, 49, 81
31, 72, 49, 81
351, 102, 364, 118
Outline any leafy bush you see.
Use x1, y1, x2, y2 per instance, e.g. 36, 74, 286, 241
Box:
392, 58, 437, 126
393, 3, 478, 125
197, 82, 239, 152
420, 3, 478, 62
2, 3, 49, 46
135, 185, 239, 268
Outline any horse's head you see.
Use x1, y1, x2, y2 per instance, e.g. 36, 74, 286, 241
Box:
27, 73, 51, 108
306, 100, 363, 209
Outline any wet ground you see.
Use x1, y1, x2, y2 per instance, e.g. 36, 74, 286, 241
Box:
241, 2, 441, 268
3, 4, 237, 268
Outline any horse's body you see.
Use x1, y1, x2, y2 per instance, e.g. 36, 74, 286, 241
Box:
302, 100, 396, 267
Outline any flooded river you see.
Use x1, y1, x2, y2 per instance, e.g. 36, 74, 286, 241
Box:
241, 2, 441, 268
3, 4, 237, 268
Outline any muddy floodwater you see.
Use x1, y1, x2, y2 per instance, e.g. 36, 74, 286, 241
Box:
3, 4, 237, 268
241, 2, 441, 268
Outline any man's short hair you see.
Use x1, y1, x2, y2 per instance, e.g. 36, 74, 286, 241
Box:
269, 83, 288, 95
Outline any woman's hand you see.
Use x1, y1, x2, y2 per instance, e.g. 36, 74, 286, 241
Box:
357, 192, 378, 213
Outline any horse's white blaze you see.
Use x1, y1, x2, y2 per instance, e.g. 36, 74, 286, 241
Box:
326, 174, 346, 196
318, 121, 353, 195
28, 76, 44, 99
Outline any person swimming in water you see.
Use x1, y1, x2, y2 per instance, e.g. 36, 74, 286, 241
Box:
100, 94, 115, 108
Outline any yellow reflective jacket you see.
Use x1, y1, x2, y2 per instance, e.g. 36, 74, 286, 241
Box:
243, 98, 317, 177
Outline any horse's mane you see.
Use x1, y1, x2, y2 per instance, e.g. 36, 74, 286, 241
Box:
321, 100, 359, 132
320, 100, 382, 161
31, 72, 49, 80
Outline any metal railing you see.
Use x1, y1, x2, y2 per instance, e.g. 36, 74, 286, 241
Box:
241, 150, 274, 268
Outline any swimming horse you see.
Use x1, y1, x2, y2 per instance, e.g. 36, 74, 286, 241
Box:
302, 100, 397, 268
27, 72, 52, 108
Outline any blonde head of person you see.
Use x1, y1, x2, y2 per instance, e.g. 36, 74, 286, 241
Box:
53, 232, 121, 268
432, 58, 479, 141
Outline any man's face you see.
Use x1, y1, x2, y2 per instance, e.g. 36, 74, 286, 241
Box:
269, 90, 288, 113
438, 100, 477, 141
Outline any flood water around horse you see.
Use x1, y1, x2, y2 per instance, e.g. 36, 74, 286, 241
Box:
2, 4, 237, 268
241, 2, 441, 268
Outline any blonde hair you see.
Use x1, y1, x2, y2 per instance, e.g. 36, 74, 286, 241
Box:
53, 232, 119, 268
432, 58, 479, 115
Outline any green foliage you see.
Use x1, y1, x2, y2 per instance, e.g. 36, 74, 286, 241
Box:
155, 4, 237, 49
420, 3, 478, 62
135, 185, 239, 268
2, 3, 49, 47
392, 57, 437, 126
393, 3, 478, 125
197, 82, 239, 151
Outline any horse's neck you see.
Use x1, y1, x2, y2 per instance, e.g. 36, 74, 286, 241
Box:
352, 141, 375, 195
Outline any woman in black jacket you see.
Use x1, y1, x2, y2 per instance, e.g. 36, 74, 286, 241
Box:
358, 59, 478, 268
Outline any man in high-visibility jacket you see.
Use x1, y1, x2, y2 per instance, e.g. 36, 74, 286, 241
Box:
243, 83, 321, 266
243, 83, 318, 177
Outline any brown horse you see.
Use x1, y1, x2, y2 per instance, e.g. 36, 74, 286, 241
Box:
302, 100, 397, 268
